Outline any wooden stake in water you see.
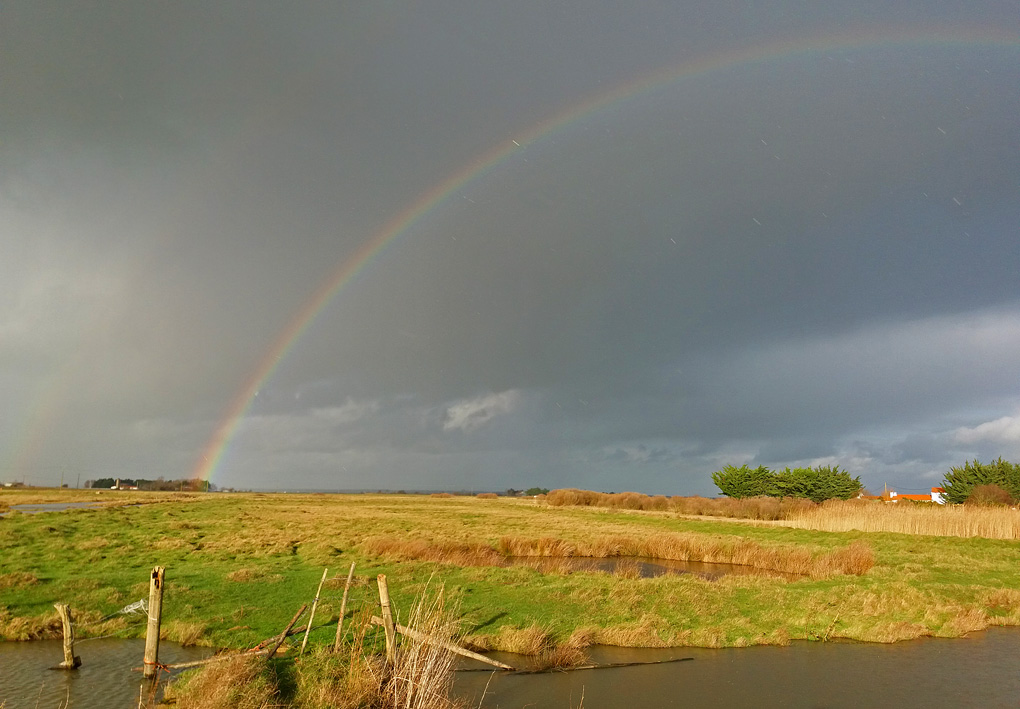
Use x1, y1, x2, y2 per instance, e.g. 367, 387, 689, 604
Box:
299, 567, 328, 656
142, 566, 165, 680
333, 562, 356, 651
377, 574, 397, 665
53, 603, 81, 669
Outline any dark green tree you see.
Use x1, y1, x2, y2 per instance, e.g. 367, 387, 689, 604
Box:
941, 458, 1020, 504
711, 464, 775, 498
713, 464, 861, 502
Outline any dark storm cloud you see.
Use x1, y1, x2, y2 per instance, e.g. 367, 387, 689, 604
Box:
2, 1, 1018, 493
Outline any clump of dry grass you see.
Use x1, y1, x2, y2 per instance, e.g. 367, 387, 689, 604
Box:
532, 644, 588, 670
363, 537, 504, 566
429, 493, 454, 499
475, 492, 498, 499
0, 571, 38, 590
164, 654, 279, 709
783, 498, 1020, 539
164, 619, 207, 646
385, 586, 462, 709
227, 568, 283, 584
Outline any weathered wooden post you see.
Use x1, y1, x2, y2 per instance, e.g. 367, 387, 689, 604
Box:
377, 574, 397, 665
333, 562, 356, 651
299, 567, 328, 656
142, 566, 165, 679
53, 603, 81, 669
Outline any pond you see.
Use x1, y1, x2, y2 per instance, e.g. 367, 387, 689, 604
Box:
505, 555, 803, 580
0, 502, 105, 518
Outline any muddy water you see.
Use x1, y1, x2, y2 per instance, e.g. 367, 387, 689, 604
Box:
506, 555, 803, 580
454, 628, 1020, 708
0, 639, 211, 708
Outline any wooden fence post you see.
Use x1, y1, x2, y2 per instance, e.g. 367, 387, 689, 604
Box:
333, 562, 356, 651
53, 603, 81, 669
143, 566, 165, 679
299, 568, 328, 656
377, 574, 397, 665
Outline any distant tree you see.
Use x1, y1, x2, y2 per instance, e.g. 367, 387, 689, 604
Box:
712, 464, 861, 502
711, 465, 774, 499
524, 487, 550, 496
942, 459, 1020, 504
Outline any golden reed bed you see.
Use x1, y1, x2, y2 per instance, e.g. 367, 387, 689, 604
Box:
782, 499, 1020, 539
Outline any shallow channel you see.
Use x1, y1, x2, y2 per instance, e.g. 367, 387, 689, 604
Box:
454, 627, 1020, 708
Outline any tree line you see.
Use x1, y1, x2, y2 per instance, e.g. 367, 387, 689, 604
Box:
711, 464, 862, 502
85, 477, 215, 492
712, 458, 1020, 505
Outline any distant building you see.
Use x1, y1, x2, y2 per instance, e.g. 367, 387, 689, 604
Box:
931, 487, 946, 504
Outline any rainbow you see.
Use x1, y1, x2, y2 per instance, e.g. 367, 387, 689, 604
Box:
192, 24, 1019, 484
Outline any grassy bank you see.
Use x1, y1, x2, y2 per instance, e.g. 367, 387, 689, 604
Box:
3, 489, 1020, 653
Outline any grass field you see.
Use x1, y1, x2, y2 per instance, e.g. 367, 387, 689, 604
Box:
3, 488, 1020, 655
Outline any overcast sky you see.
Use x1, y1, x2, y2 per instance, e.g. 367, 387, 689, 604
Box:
2, 2, 1018, 494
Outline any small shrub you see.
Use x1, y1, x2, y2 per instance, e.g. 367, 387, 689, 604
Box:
965, 484, 1014, 507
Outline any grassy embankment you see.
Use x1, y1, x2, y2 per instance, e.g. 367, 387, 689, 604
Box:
3, 488, 1020, 656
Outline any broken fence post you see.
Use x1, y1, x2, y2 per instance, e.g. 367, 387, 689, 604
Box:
142, 566, 165, 680
333, 562, 356, 652
53, 603, 81, 669
377, 574, 397, 665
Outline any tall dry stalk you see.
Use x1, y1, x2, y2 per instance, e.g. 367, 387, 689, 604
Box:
385, 586, 461, 709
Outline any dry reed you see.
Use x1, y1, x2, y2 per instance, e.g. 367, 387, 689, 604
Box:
546, 488, 816, 520
385, 586, 462, 709
364, 532, 872, 578
783, 498, 1020, 539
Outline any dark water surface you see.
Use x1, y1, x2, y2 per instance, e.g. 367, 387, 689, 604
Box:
454, 627, 1020, 708
506, 555, 803, 580
5, 629, 1020, 708
0, 639, 211, 708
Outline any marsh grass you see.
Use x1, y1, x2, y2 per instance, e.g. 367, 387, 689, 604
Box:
5, 489, 1020, 652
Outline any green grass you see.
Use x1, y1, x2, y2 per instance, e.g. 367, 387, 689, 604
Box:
2, 489, 1020, 651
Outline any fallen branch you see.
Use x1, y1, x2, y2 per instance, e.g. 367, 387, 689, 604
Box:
267, 604, 308, 659
455, 656, 693, 674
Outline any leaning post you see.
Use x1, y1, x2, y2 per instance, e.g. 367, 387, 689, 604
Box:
142, 566, 166, 679
377, 574, 397, 665
53, 603, 81, 669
